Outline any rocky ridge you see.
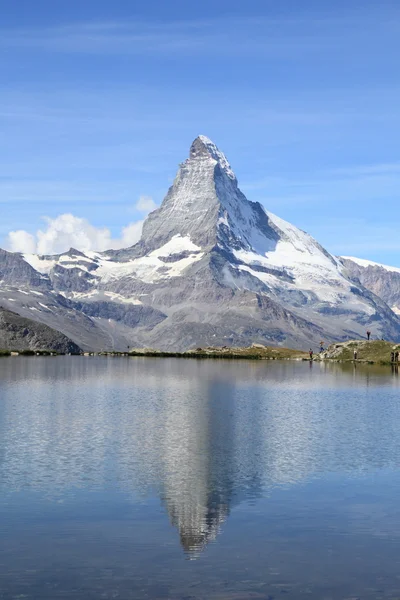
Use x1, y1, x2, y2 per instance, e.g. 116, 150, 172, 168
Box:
341, 256, 400, 314
0, 306, 81, 353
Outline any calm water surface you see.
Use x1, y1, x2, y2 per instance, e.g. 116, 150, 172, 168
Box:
1, 357, 400, 599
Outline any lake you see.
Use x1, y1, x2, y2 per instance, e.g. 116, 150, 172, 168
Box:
0, 357, 400, 599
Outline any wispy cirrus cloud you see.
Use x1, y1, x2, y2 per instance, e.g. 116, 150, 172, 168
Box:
0, 19, 332, 57
327, 162, 400, 177
0, 180, 137, 204
313, 217, 400, 258
244, 161, 400, 208
1, 10, 398, 59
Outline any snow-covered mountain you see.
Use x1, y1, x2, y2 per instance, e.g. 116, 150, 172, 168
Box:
1, 135, 400, 350
341, 256, 400, 315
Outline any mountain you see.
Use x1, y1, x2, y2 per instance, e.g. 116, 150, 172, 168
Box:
341, 256, 400, 315
0, 306, 81, 353
1, 135, 400, 350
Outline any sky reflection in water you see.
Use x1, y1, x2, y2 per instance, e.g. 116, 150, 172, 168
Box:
0, 357, 400, 599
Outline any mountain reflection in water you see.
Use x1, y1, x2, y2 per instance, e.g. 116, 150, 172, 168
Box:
0, 357, 400, 562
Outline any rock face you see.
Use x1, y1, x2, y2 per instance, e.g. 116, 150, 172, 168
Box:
341, 257, 400, 315
0, 307, 81, 353
1, 135, 400, 350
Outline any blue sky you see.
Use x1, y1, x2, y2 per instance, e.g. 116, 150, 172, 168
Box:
2, 0, 400, 262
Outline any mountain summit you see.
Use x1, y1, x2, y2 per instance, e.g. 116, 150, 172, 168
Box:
1, 137, 400, 351
134, 135, 279, 258
189, 135, 236, 179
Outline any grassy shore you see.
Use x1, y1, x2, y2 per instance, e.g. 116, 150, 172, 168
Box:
125, 345, 309, 360
322, 340, 400, 365
0, 345, 308, 360
0, 349, 73, 357
1, 340, 399, 365
96, 340, 400, 364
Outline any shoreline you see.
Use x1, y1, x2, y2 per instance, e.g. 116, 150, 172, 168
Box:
0, 353, 397, 366
0, 349, 308, 360
1, 340, 399, 365
0, 352, 312, 361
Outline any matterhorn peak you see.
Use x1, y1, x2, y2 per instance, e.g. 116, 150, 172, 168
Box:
189, 135, 236, 180
2, 135, 400, 356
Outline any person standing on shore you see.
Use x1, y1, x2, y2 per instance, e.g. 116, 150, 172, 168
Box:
353, 349, 358, 360
309, 349, 313, 360
367, 330, 371, 341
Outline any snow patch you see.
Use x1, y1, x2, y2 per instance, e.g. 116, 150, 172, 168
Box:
23, 254, 56, 274
57, 255, 93, 271
38, 302, 52, 311
84, 251, 103, 260
59, 290, 143, 305
149, 235, 201, 258
197, 135, 236, 180
227, 212, 368, 306
97, 235, 203, 284
218, 214, 229, 227
342, 256, 400, 274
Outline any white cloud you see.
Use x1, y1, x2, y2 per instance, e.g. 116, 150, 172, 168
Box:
135, 195, 157, 212
8, 230, 36, 254
6, 213, 144, 255
119, 221, 144, 247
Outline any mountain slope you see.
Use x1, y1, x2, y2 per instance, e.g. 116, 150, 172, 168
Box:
0, 306, 81, 353
341, 256, 400, 315
1, 136, 400, 350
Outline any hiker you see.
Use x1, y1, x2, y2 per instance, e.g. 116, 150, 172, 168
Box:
320, 341, 324, 352
396, 351, 399, 363
309, 348, 313, 360
367, 330, 371, 341
391, 351, 395, 363
353, 349, 357, 360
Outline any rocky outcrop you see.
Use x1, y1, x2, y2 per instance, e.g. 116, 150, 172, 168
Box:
0, 307, 82, 353
341, 257, 400, 314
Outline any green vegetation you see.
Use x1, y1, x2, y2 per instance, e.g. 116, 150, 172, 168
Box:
0, 349, 67, 357
3, 340, 400, 366
127, 345, 309, 361
324, 340, 400, 365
